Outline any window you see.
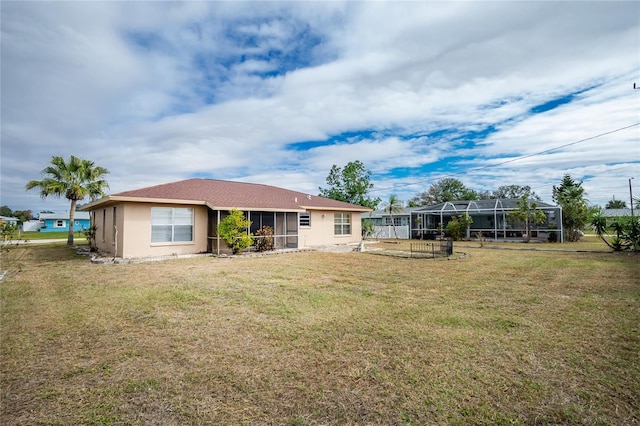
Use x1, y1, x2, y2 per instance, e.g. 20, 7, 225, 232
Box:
385, 217, 402, 226
151, 207, 193, 243
299, 212, 311, 227
334, 213, 351, 235
55, 220, 65, 228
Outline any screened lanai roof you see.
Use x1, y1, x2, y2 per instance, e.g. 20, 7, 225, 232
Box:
412, 199, 558, 214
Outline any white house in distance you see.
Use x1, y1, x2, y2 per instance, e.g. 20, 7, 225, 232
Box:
80, 178, 371, 258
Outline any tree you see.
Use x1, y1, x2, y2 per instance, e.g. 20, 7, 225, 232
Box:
318, 161, 381, 209
605, 198, 627, 209
381, 194, 403, 238
409, 178, 478, 206
361, 219, 375, 239
507, 195, 547, 242
12, 210, 33, 223
492, 185, 541, 201
0, 206, 12, 217
25, 155, 109, 245
217, 209, 254, 254
552, 174, 589, 242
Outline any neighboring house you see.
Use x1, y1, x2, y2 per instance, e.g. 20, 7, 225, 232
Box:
363, 207, 422, 227
0, 216, 19, 226
411, 199, 564, 242
80, 178, 371, 258
363, 207, 423, 239
601, 208, 632, 220
38, 212, 91, 233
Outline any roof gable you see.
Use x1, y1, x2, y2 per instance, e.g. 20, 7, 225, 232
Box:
83, 178, 371, 212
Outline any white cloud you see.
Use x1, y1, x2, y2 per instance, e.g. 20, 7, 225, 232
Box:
2, 1, 638, 212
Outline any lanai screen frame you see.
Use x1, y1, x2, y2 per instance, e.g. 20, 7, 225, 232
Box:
411, 199, 563, 242
208, 209, 301, 255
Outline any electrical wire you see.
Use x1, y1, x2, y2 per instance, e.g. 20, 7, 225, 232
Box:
371, 122, 640, 193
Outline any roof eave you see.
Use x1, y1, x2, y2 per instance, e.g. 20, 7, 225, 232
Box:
300, 205, 372, 212
80, 196, 208, 210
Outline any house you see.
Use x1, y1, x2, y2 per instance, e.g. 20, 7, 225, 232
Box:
79, 178, 371, 258
363, 207, 423, 239
38, 212, 90, 233
0, 216, 19, 227
601, 208, 633, 220
364, 207, 422, 227
411, 199, 564, 242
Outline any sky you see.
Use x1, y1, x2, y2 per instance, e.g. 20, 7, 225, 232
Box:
2, 1, 639, 214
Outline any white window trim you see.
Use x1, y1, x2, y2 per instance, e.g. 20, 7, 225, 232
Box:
334, 212, 352, 236
151, 207, 194, 245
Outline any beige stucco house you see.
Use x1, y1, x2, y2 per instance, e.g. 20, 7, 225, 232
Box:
80, 178, 370, 258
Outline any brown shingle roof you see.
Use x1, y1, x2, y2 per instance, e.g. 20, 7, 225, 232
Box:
85, 178, 370, 212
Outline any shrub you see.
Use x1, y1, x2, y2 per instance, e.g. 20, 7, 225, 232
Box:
0, 221, 18, 243
218, 209, 254, 254
591, 210, 640, 252
446, 214, 473, 241
82, 225, 98, 251
254, 226, 275, 252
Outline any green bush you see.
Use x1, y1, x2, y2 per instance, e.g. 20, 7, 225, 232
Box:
446, 214, 473, 241
592, 211, 639, 252
217, 209, 254, 254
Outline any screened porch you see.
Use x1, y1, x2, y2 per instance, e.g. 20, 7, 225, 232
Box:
208, 209, 301, 254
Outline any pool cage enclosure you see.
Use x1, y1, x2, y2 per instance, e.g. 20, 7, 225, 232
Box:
411, 199, 563, 242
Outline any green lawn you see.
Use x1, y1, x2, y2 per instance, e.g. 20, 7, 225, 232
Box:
13, 231, 85, 241
1, 243, 638, 424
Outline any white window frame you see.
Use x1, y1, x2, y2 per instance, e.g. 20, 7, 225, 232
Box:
54, 220, 66, 228
151, 207, 194, 244
334, 213, 351, 236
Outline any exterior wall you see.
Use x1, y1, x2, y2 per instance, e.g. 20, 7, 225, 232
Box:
92, 203, 208, 258
92, 205, 119, 255
89, 203, 364, 257
299, 210, 363, 247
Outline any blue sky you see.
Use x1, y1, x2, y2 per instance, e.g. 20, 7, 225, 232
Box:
2, 1, 639, 213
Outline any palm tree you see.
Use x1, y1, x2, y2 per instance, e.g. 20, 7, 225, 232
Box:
381, 194, 403, 238
26, 156, 109, 245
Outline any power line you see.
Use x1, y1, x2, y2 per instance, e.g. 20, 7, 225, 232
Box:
371, 122, 640, 193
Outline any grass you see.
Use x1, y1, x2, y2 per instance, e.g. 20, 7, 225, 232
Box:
10, 231, 85, 241
1, 241, 638, 425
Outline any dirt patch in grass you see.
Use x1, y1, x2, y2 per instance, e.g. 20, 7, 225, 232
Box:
1, 243, 638, 424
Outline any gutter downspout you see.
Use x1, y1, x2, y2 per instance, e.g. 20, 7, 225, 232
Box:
217, 210, 221, 256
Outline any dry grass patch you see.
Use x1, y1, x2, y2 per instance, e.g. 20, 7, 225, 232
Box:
1, 242, 638, 425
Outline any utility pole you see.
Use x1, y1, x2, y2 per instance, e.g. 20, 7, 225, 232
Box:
630, 178, 635, 217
